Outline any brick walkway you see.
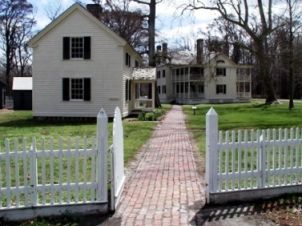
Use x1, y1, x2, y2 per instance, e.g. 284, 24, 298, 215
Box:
111, 105, 204, 226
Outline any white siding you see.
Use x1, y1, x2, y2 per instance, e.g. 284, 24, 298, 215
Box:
32, 10, 124, 117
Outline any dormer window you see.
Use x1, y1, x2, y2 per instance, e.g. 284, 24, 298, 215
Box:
63, 36, 91, 60
216, 68, 226, 76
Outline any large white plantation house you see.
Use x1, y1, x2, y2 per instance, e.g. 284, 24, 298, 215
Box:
155, 40, 252, 104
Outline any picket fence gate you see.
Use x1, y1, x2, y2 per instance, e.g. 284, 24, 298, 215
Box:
206, 108, 302, 204
0, 107, 125, 221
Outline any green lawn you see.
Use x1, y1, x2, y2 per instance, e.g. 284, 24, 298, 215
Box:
0, 111, 158, 164
183, 100, 302, 155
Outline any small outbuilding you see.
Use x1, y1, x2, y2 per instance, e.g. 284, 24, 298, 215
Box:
12, 77, 32, 110
0, 81, 6, 109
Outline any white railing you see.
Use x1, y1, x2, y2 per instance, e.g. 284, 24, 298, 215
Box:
206, 108, 302, 204
0, 107, 125, 220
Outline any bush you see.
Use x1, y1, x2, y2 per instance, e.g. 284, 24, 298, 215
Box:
138, 112, 145, 121
145, 112, 155, 121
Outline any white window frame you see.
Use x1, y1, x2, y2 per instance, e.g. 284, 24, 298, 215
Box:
70, 37, 84, 59
70, 78, 85, 101
216, 68, 226, 76
216, 84, 226, 94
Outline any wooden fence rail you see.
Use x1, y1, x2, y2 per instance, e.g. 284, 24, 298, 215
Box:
206, 107, 302, 204
0, 107, 125, 220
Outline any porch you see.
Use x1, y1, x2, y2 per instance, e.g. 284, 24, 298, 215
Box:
131, 68, 156, 112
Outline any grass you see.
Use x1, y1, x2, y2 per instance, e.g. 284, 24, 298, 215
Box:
0, 111, 159, 164
183, 100, 302, 155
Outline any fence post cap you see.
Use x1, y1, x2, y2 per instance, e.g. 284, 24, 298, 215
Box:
97, 108, 107, 118
206, 107, 217, 116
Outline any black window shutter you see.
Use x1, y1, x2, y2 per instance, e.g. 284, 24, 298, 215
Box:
63, 37, 70, 60
63, 78, 70, 101
125, 80, 129, 101
125, 53, 128, 66
129, 80, 132, 100
84, 78, 91, 101
84, 37, 91, 59
148, 83, 152, 99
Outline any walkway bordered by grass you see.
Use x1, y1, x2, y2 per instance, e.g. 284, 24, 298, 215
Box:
108, 105, 203, 226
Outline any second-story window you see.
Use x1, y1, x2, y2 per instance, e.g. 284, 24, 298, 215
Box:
63, 37, 91, 60
162, 70, 166, 78
125, 53, 131, 67
157, 71, 161, 79
216, 68, 226, 76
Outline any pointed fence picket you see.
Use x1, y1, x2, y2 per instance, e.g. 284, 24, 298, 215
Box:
206, 108, 302, 204
0, 107, 125, 220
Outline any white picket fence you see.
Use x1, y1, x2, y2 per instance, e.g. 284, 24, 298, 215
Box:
0, 107, 125, 220
206, 107, 302, 204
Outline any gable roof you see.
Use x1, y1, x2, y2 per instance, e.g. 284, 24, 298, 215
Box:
13, 77, 32, 91
28, 3, 126, 47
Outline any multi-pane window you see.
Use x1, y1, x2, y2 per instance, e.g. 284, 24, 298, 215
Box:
216, 84, 226, 94
162, 70, 166, 78
157, 86, 161, 94
71, 78, 84, 100
162, 85, 166, 94
216, 68, 226, 76
71, 37, 84, 59
157, 71, 161, 79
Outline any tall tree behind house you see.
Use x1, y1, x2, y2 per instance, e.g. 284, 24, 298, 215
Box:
185, 0, 281, 104
0, 0, 35, 93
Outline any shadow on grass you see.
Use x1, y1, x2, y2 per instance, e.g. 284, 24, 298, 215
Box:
0, 212, 120, 226
190, 194, 302, 225
0, 118, 95, 128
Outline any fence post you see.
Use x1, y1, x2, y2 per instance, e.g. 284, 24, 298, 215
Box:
258, 132, 265, 188
110, 107, 125, 210
206, 107, 218, 200
96, 109, 108, 202
30, 137, 38, 206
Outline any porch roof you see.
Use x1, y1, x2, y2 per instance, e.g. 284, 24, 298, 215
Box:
132, 68, 156, 81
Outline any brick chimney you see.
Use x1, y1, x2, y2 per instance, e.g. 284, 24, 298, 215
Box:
162, 43, 168, 63
86, 4, 103, 20
196, 39, 204, 64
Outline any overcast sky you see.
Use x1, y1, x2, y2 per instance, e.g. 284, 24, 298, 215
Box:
27, 0, 219, 49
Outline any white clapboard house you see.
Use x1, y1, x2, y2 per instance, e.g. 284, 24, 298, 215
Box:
28, 3, 156, 118
156, 40, 252, 104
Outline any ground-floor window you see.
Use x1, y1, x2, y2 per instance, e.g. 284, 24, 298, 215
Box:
157, 86, 161, 94
237, 82, 250, 93
62, 77, 91, 101
216, 84, 226, 94
135, 83, 152, 99
162, 85, 166, 94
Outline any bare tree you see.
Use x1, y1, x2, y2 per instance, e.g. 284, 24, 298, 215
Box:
184, 0, 283, 104
284, 0, 302, 109
44, 0, 63, 21
0, 0, 35, 93
101, 0, 149, 52
131, 0, 163, 67
14, 19, 35, 77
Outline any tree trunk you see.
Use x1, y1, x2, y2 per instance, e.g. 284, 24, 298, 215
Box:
256, 41, 278, 104
288, 0, 294, 110
148, 0, 156, 67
